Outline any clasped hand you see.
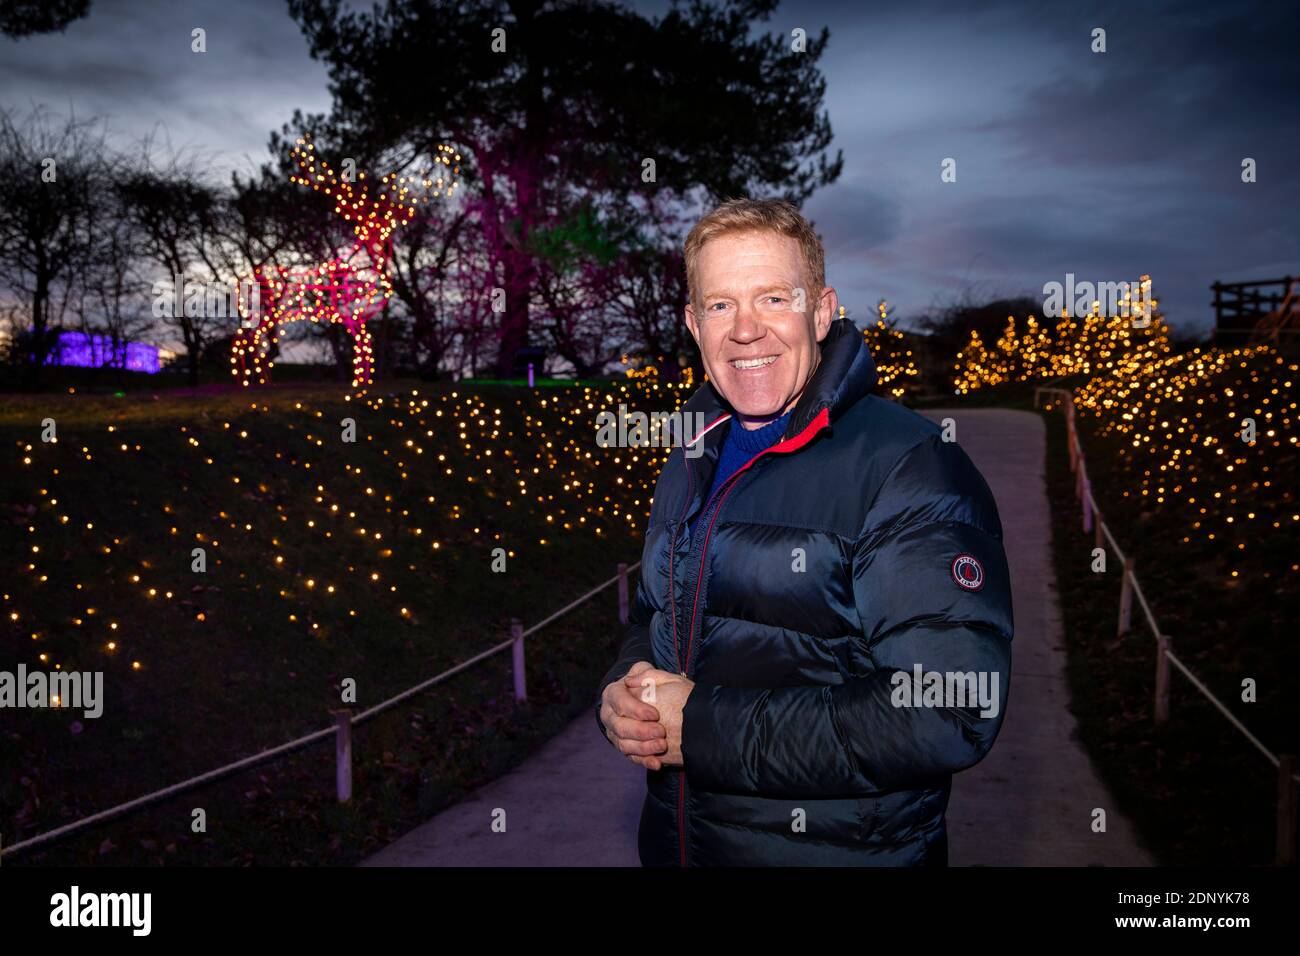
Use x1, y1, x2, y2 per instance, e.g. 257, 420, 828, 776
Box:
599, 662, 694, 770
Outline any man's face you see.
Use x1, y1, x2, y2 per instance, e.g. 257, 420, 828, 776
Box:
685, 230, 836, 429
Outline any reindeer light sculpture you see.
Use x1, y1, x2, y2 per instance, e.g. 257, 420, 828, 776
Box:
232, 137, 460, 388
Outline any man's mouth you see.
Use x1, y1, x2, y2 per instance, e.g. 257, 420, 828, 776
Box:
729, 355, 779, 370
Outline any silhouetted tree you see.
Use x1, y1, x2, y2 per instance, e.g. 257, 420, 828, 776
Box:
287, 0, 842, 376
117, 148, 229, 386
0, 108, 110, 384
0, 0, 90, 37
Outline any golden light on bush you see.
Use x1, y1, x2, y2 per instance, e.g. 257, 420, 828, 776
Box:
954, 307, 1171, 393
861, 301, 920, 400
1073, 346, 1298, 580
6, 376, 690, 673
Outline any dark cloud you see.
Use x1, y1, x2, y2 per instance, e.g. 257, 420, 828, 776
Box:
0, 0, 332, 171
785, 0, 1299, 334
1, 0, 1295, 338
806, 183, 904, 254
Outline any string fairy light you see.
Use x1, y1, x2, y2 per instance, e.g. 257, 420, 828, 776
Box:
230, 138, 461, 389
858, 301, 920, 400
954, 277, 1169, 393
4, 376, 693, 673
1072, 345, 1298, 583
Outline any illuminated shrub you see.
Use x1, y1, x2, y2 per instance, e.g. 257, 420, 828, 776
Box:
1076, 346, 1299, 587
954, 311, 1171, 393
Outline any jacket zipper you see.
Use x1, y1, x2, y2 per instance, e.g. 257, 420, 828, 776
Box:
669, 460, 694, 675
670, 414, 727, 674
675, 469, 741, 867
669, 422, 703, 869
672, 407, 831, 867
681, 409, 831, 676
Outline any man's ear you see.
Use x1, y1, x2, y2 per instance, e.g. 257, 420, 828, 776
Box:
684, 303, 701, 347
814, 287, 838, 341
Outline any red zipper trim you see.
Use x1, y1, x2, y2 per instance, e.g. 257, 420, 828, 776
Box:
681, 407, 830, 676
675, 406, 830, 867
669, 413, 726, 867
671, 413, 728, 674
685, 413, 732, 450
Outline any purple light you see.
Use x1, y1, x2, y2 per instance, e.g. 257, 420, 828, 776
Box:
40, 331, 160, 374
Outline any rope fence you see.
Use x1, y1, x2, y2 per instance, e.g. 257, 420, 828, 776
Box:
1034, 385, 1297, 865
0, 560, 640, 862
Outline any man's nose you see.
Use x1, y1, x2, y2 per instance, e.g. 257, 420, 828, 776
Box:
731, 306, 765, 343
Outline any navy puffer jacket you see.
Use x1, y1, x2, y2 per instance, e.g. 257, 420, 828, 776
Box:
597, 317, 1013, 866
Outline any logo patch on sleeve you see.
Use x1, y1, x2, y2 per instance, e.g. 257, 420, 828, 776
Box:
951, 553, 985, 591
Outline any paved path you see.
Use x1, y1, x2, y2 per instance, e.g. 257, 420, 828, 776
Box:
931, 410, 1153, 865
362, 408, 1153, 866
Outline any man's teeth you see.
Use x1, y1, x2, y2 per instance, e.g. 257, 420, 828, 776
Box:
731, 355, 778, 369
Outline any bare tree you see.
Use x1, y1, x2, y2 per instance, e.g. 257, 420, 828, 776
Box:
386, 197, 474, 377
0, 107, 111, 384
68, 157, 155, 378
115, 140, 231, 386
594, 244, 694, 381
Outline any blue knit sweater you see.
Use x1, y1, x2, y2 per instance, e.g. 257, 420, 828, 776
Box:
684, 410, 792, 538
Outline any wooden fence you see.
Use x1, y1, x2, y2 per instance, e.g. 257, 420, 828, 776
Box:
1035, 386, 1297, 865
1212, 276, 1300, 346
0, 561, 640, 862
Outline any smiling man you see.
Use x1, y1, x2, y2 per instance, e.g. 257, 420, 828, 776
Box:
596, 198, 1013, 866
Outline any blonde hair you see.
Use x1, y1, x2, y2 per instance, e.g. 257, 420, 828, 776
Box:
683, 198, 825, 310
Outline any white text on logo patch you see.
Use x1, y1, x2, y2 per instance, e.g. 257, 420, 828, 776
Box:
951, 553, 984, 591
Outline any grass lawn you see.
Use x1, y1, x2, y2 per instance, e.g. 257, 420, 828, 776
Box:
1, 377, 677, 865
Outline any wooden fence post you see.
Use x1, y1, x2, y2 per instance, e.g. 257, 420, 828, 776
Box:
1278, 754, 1297, 867
1118, 557, 1135, 637
617, 562, 629, 625
1082, 478, 1093, 533
332, 709, 353, 803
1154, 634, 1171, 725
511, 618, 527, 703
1093, 504, 1105, 551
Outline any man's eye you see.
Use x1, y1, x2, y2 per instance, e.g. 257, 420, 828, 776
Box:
767, 296, 786, 304
708, 302, 727, 311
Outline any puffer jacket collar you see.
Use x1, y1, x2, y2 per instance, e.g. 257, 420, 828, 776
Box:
676, 315, 879, 449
